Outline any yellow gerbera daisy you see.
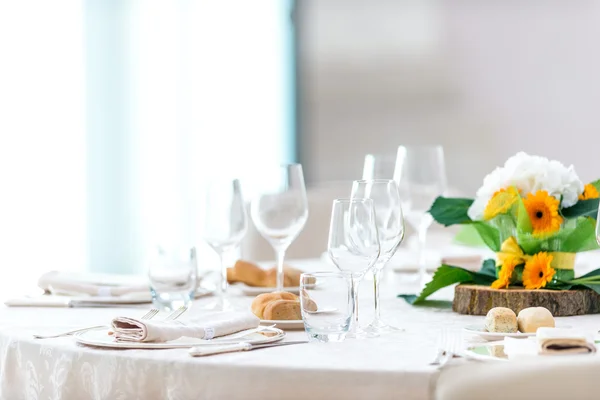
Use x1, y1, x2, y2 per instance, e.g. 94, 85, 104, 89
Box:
522, 252, 555, 290
523, 190, 563, 236
491, 258, 518, 289
483, 187, 520, 220
579, 183, 599, 200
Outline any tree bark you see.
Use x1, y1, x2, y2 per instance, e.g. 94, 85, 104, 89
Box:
453, 284, 600, 316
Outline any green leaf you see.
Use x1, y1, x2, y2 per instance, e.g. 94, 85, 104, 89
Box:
560, 217, 599, 252
479, 259, 497, 277
403, 264, 496, 304
428, 197, 474, 226
516, 195, 532, 233
453, 225, 487, 247
576, 267, 600, 279
577, 283, 600, 295
472, 222, 501, 252
562, 199, 599, 219
590, 179, 600, 193
396, 295, 453, 309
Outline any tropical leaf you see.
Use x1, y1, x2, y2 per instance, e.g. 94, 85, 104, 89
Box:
479, 259, 497, 277
396, 295, 453, 308
453, 225, 487, 247
560, 217, 599, 252
590, 179, 600, 193
398, 264, 495, 304
562, 199, 599, 219
516, 195, 532, 233
575, 267, 600, 279
428, 197, 474, 226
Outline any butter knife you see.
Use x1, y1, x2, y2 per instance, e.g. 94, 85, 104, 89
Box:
189, 340, 308, 357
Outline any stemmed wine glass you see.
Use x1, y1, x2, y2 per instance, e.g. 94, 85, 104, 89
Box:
251, 164, 309, 292
328, 198, 380, 338
351, 179, 405, 334
394, 145, 447, 288
202, 179, 248, 310
362, 154, 396, 180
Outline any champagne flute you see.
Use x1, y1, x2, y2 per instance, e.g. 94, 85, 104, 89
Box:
202, 179, 248, 310
351, 179, 405, 334
394, 145, 447, 288
328, 198, 380, 339
251, 164, 308, 292
362, 154, 396, 180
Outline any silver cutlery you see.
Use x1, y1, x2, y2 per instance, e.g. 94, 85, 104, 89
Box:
190, 340, 308, 357
164, 305, 187, 321
33, 308, 159, 339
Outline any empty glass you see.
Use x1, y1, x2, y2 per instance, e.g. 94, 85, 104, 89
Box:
351, 179, 405, 334
251, 164, 308, 291
362, 154, 396, 180
202, 179, 248, 310
394, 146, 447, 288
148, 246, 198, 312
300, 272, 353, 342
328, 198, 380, 338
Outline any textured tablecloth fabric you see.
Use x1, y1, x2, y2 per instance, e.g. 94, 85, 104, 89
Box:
3, 258, 600, 400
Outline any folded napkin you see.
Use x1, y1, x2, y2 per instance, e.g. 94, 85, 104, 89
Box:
537, 327, 597, 355
111, 312, 259, 343
503, 328, 596, 359
39, 271, 149, 297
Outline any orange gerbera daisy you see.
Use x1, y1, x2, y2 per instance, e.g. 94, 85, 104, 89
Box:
491, 258, 518, 289
523, 190, 562, 236
483, 187, 520, 220
523, 252, 555, 290
579, 183, 599, 200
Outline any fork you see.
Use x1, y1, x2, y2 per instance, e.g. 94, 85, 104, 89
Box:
164, 305, 188, 321
430, 328, 463, 367
33, 308, 159, 339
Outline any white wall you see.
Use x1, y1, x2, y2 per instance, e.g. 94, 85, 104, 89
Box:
298, 0, 600, 195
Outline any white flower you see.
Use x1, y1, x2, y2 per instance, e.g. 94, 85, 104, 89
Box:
467, 152, 584, 220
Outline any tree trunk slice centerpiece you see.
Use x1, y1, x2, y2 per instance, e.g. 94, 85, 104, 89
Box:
454, 284, 600, 316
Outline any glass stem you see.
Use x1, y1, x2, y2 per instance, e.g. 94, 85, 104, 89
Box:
352, 276, 361, 326
373, 267, 382, 321
417, 221, 429, 278
275, 249, 286, 292
218, 250, 228, 304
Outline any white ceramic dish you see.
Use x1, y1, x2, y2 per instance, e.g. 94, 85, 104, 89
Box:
464, 324, 571, 342
235, 284, 300, 296
74, 326, 285, 349
260, 319, 305, 330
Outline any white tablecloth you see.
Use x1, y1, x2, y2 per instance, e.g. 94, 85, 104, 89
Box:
2, 258, 600, 400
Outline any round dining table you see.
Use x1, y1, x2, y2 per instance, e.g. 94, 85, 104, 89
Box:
2, 258, 600, 400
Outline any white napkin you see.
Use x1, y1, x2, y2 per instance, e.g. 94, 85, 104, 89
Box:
537, 327, 597, 355
111, 312, 259, 343
38, 271, 149, 297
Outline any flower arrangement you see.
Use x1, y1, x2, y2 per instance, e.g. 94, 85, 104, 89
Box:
404, 152, 600, 304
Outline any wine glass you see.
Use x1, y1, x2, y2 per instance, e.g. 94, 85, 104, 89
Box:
394, 145, 447, 288
595, 206, 600, 245
351, 179, 405, 334
202, 179, 248, 310
362, 154, 396, 180
328, 198, 380, 338
251, 164, 308, 292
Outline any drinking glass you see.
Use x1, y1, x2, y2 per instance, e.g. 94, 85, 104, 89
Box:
148, 246, 198, 312
251, 164, 308, 292
202, 179, 248, 310
328, 198, 380, 338
300, 272, 353, 342
362, 154, 396, 180
351, 179, 405, 334
394, 146, 446, 288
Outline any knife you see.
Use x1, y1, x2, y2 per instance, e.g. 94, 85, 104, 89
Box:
189, 340, 308, 357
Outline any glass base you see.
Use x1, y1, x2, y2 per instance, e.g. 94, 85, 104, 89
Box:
364, 318, 404, 335
345, 326, 379, 339
150, 290, 193, 312
307, 332, 346, 343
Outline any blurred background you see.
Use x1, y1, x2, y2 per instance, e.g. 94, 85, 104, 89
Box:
1, 0, 599, 276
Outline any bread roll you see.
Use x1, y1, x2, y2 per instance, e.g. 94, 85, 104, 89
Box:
227, 260, 311, 288
517, 307, 555, 333
251, 292, 299, 319
263, 300, 302, 320
485, 307, 518, 333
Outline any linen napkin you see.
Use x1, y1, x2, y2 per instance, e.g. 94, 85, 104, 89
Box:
537, 327, 597, 355
111, 312, 259, 343
38, 271, 149, 297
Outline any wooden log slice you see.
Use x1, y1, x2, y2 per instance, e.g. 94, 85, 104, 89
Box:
453, 284, 600, 316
